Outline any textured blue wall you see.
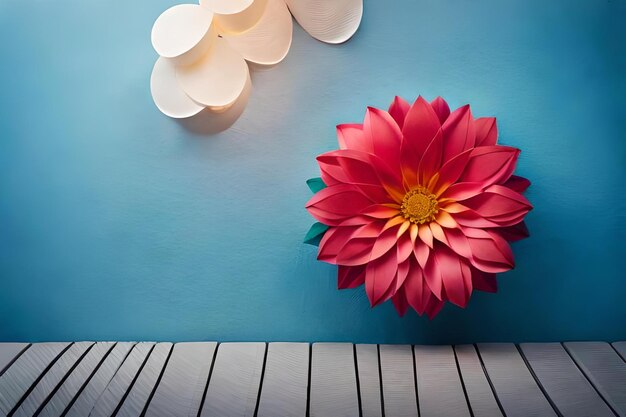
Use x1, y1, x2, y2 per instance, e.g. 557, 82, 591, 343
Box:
1, 0, 625, 344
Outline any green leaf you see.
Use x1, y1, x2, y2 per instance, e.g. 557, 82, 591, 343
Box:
304, 222, 329, 246
306, 177, 326, 194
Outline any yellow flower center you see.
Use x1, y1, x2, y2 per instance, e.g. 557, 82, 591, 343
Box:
401, 187, 439, 224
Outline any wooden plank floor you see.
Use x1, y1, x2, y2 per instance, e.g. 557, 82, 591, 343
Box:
0, 341, 624, 417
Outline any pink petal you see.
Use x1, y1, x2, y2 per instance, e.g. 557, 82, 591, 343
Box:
365, 250, 398, 306
474, 117, 497, 146
388, 96, 410, 128
442, 227, 473, 259
336, 123, 371, 153
396, 233, 414, 263
450, 209, 500, 228
370, 225, 400, 261
418, 224, 434, 248
466, 229, 515, 272
400, 97, 441, 187
317, 150, 396, 203
391, 286, 409, 316
396, 258, 411, 289
432, 148, 472, 194
417, 129, 444, 185
430, 96, 450, 124
335, 238, 378, 266
424, 296, 444, 319
337, 265, 365, 289
472, 269, 497, 293
434, 245, 468, 307
403, 259, 428, 315
462, 184, 532, 218
440, 182, 485, 200
459, 145, 520, 187
306, 184, 373, 221
318, 225, 361, 262
423, 252, 443, 299
503, 175, 531, 192
364, 107, 403, 170
441, 105, 476, 163
429, 222, 447, 245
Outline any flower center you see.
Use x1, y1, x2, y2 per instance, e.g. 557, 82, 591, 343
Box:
401, 187, 439, 224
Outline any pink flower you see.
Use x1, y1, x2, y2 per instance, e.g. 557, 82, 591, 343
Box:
305, 96, 532, 318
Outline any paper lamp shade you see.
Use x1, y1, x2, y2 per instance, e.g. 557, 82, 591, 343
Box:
284, 0, 363, 44
150, 57, 205, 119
150, 0, 363, 121
201, 0, 269, 35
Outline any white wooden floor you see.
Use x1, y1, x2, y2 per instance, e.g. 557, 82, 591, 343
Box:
0, 341, 625, 417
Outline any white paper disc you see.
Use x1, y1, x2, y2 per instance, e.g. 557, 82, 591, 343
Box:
200, 0, 268, 35
176, 37, 249, 108
150, 58, 205, 119
222, 0, 292, 65
151, 4, 215, 65
284, 0, 362, 44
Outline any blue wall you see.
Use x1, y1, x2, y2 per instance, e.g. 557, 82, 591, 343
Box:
1, 0, 625, 344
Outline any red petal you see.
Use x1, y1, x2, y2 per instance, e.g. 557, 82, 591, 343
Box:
440, 182, 485, 200
337, 265, 366, 289
442, 227, 472, 259
388, 96, 410, 128
318, 225, 361, 263
441, 105, 476, 163
401, 97, 441, 187
424, 295, 445, 319
336, 123, 371, 153
432, 148, 472, 194
434, 245, 468, 307
391, 286, 409, 316
317, 150, 397, 203
430, 96, 451, 124
396, 258, 411, 289
364, 107, 403, 171
423, 251, 443, 299
370, 225, 400, 261
466, 229, 515, 272
403, 259, 428, 315
418, 224, 434, 248
306, 184, 373, 223
474, 117, 498, 146
397, 234, 414, 263
459, 145, 520, 187
417, 129, 444, 185
503, 175, 531, 192
472, 269, 497, 293
365, 250, 398, 306
462, 185, 532, 218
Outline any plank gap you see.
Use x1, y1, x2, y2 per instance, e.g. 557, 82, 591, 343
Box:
376, 345, 385, 417
352, 344, 363, 417
9, 343, 74, 417
472, 344, 506, 417
452, 346, 474, 417
411, 345, 419, 417
252, 343, 269, 417
0, 343, 32, 377
111, 343, 157, 417
139, 342, 174, 417
561, 342, 622, 417
59, 342, 117, 417
305, 343, 312, 417
515, 344, 563, 417
196, 342, 220, 417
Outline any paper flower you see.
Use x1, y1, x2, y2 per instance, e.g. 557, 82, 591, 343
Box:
150, 0, 363, 119
304, 96, 533, 318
